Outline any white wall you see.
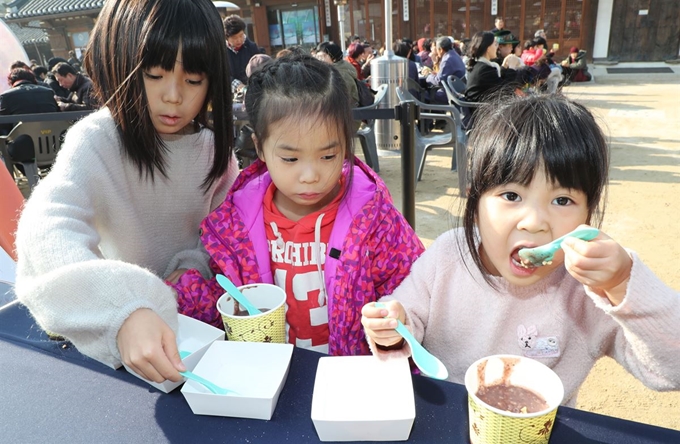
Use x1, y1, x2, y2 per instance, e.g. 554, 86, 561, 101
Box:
593, 0, 614, 59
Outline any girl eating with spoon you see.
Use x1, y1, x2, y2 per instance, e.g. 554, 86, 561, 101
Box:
361, 94, 680, 406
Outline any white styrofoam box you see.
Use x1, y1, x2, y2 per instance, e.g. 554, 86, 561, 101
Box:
180, 341, 294, 420
311, 356, 415, 442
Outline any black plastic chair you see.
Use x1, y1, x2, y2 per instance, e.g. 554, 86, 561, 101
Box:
0, 120, 70, 191
353, 84, 388, 173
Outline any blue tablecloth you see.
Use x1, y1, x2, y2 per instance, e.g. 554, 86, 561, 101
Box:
1, 301, 678, 443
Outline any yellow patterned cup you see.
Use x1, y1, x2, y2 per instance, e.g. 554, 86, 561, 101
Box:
216, 283, 286, 344
464, 355, 564, 444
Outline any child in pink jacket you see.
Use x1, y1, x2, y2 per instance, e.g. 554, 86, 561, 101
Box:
172, 55, 424, 356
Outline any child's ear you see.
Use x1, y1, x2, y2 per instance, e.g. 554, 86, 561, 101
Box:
251, 134, 265, 161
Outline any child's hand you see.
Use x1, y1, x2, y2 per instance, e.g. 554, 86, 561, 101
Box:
117, 308, 186, 383
562, 226, 633, 306
361, 300, 406, 348
165, 268, 188, 284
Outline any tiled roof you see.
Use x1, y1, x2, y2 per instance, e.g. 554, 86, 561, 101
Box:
4, 0, 104, 21
6, 20, 50, 44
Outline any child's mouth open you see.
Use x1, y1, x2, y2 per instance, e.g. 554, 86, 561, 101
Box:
510, 247, 538, 276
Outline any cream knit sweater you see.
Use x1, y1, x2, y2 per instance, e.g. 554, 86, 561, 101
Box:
14, 108, 238, 368
369, 228, 680, 406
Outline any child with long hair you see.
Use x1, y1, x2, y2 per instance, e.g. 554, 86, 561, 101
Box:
362, 95, 680, 405
173, 55, 424, 355
14, 0, 238, 382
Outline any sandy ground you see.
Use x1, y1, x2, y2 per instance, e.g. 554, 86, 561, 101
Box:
363, 76, 680, 430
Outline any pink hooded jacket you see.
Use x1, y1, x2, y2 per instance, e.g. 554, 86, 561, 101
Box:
172, 159, 424, 356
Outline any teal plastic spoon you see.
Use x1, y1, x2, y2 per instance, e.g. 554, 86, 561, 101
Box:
375, 302, 448, 380
178, 351, 237, 395
518, 226, 600, 267
216, 274, 262, 316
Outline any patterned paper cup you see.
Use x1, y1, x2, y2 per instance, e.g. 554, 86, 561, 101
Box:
464, 355, 564, 444
216, 283, 286, 343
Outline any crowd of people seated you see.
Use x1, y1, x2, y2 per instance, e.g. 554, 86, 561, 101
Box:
1, 55, 99, 131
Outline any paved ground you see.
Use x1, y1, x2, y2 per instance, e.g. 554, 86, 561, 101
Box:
368, 68, 680, 430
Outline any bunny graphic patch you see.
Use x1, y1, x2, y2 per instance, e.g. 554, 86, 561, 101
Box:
517, 325, 560, 358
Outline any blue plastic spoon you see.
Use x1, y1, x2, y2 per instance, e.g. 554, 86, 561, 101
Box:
375, 303, 448, 380
216, 274, 262, 316
518, 227, 600, 267
178, 351, 236, 395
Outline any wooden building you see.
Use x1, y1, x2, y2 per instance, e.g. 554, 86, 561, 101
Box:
4, 0, 679, 64
235, 0, 680, 62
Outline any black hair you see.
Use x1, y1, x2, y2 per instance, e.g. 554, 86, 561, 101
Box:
9, 60, 29, 70
52, 62, 78, 76
7, 67, 37, 85
317, 42, 343, 63
466, 31, 496, 71
83, 0, 232, 190
392, 40, 411, 59
533, 37, 548, 48
460, 94, 609, 283
47, 57, 68, 71
224, 15, 246, 37
523, 40, 535, 51
33, 66, 48, 78
244, 54, 355, 176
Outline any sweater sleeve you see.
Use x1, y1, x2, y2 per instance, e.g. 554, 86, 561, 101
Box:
14, 118, 178, 369
586, 252, 680, 390
365, 231, 446, 360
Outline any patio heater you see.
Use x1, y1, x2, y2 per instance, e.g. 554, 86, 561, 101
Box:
369, 0, 407, 151
334, 0, 347, 52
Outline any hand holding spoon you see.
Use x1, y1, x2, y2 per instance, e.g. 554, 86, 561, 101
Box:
375, 303, 448, 380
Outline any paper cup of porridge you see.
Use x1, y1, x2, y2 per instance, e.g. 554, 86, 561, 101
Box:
216, 283, 286, 343
464, 354, 564, 444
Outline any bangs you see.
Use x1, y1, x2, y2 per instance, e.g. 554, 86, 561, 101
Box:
256, 94, 346, 143
469, 96, 609, 208
141, 0, 219, 75
246, 57, 353, 151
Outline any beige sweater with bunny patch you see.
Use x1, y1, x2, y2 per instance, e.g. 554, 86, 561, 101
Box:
368, 228, 680, 406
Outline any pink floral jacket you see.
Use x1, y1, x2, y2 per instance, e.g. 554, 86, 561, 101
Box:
172, 159, 424, 356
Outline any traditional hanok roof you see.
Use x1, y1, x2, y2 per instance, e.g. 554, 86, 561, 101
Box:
6, 20, 50, 44
4, 0, 104, 21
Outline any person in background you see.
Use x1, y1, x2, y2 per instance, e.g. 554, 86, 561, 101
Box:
360, 44, 375, 80
561, 46, 591, 83
490, 16, 505, 34
0, 68, 59, 135
67, 50, 80, 67
317, 42, 359, 109
14, 0, 239, 382
224, 14, 261, 95
361, 94, 680, 407
52, 62, 97, 110
45, 57, 70, 99
31, 65, 49, 87
421, 36, 466, 104
463, 31, 519, 127
173, 55, 424, 355
416, 38, 433, 68
393, 39, 419, 89
346, 42, 366, 80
